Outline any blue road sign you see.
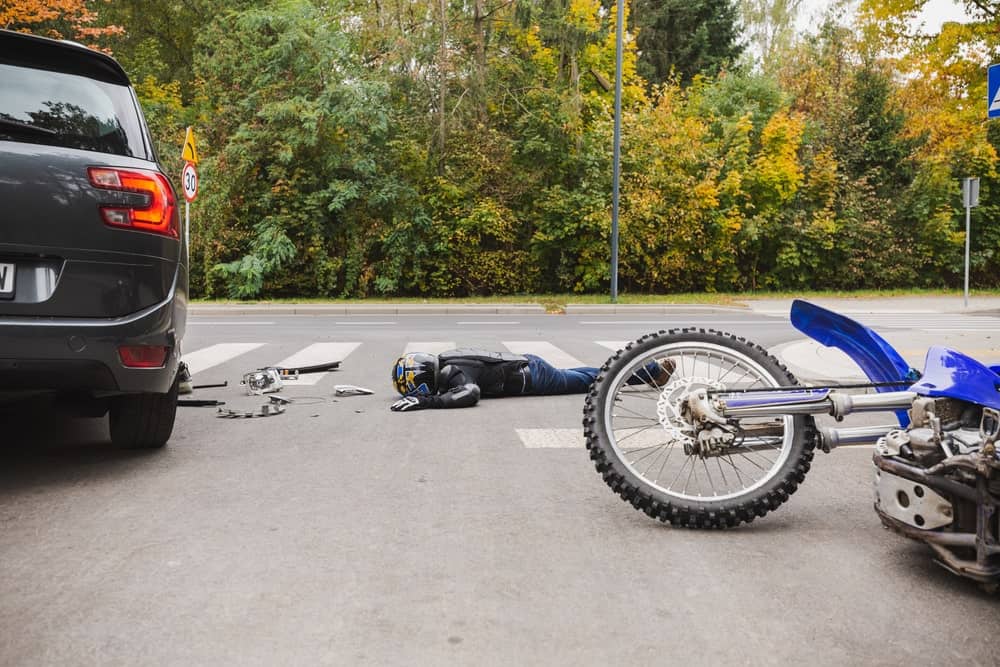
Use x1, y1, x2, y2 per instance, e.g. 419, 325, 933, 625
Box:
990, 64, 1000, 119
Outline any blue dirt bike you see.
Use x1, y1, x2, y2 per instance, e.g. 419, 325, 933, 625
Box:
584, 300, 999, 591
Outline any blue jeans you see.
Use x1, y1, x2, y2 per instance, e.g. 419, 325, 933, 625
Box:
526, 355, 663, 395
526, 355, 597, 394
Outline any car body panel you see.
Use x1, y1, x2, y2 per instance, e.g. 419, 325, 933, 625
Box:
0, 29, 186, 400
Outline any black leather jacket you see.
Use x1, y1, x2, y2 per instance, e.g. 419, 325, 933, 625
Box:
420, 348, 532, 409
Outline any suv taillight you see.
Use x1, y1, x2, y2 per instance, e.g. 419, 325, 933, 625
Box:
87, 167, 178, 238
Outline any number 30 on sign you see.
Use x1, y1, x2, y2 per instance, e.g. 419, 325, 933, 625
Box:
182, 162, 198, 202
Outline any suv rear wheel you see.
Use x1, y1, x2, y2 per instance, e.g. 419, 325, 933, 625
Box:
109, 373, 179, 449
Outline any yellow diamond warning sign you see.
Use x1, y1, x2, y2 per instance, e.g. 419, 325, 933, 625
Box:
181, 126, 199, 164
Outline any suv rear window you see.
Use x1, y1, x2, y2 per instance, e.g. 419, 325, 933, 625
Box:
0, 63, 147, 158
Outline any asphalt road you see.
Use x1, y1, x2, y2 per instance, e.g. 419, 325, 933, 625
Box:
2, 310, 998, 665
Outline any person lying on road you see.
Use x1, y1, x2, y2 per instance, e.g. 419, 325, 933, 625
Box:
389, 348, 674, 411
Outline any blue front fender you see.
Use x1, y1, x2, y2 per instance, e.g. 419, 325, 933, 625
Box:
790, 300, 917, 426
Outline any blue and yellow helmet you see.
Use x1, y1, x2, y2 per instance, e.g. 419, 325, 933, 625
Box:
392, 352, 439, 396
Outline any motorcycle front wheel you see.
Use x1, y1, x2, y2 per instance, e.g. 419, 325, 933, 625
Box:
584, 329, 816, 528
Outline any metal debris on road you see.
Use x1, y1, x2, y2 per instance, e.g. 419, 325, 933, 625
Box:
334, 384, 374, 396
216, 396, 291, 418
178, 399, 226, 407
241, 361, 341, 395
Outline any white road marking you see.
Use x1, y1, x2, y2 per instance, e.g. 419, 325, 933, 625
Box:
274, 342, 361, 386
404, 342, 456, 354
596, 341, 629, 353
335, 321, 396, 325
456, 321, 520, 325
578, 320, 775, 325
517, 428, 584, 448
187, 321, 275, 325
502, 341, 585, 368
182, 343, 266, 375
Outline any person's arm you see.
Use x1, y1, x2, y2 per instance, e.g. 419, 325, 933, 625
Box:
389, 364, 482, 411
390, 383, 481, 411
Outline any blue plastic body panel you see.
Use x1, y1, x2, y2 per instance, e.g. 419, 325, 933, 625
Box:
911, 346, 1000, 411
790, 299, 915, 426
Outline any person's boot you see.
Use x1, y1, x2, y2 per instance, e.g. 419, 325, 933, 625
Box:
178, 361, 193, 395
650, 358, 675, 387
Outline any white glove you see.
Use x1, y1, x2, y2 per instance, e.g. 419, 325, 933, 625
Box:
390, 396, 427, 412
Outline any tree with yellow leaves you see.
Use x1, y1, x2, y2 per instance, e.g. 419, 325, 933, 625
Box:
0, 0, 121, 46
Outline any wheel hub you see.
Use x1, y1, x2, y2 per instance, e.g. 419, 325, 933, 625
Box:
655, 375, 726, 449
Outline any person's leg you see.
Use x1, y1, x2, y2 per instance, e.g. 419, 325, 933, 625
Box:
625, 358, 675, 387
526, 355, 597, 394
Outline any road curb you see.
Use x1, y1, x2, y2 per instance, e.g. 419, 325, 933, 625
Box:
563, 304, 747, 314
189, 303, 548, 316
188, 303, 749, 316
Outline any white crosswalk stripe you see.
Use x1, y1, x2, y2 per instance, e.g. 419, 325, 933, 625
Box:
275, 342, 362, 386
596, 341, 629, 353
502, 341, 585, 368
516, 428, 583, 448
404, 342, 455, 354
182, 343, 265, 375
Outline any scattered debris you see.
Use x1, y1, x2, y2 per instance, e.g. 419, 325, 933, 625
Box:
241, 368, 291, 395
216, 394, 292, 418
241, 361, 341, 395
259, 402, 285, 417
181, 359, 348, 417
192, 381, 228, 390
217, 402, 285, 419
334, 384, 374, 396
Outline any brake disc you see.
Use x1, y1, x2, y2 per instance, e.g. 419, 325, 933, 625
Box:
655, 375, 726, 447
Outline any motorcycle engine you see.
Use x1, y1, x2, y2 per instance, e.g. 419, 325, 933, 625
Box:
875, 397, 984, 465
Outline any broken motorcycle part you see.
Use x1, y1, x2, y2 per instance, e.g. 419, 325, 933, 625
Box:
334, 384, 374, 396
241, 361, 341, 395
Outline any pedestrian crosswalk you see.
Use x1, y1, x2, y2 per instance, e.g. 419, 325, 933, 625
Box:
183, 343, 265, 375
182, 340, 617, 381
274, 342, 362, 385
502, 341, 585, 368
179, 331, 997, 450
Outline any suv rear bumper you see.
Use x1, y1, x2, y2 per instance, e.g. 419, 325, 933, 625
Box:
0, 274, 185, 396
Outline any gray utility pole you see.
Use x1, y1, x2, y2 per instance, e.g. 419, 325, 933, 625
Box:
610, 0, 624, 303
962, 177, 979, 308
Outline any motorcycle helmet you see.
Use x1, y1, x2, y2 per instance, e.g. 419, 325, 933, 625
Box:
392, 352, 439, 396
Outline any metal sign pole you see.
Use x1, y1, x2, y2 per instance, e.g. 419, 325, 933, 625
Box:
961, 177, 979, 308
964, 203, 970, 308
185, 201, 190, 266
610, 0, 624, 303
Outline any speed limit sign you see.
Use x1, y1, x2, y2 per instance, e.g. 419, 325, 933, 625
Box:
181, 162, 198, 202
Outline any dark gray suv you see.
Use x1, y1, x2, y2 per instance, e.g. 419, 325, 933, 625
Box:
0, 30, 187, 448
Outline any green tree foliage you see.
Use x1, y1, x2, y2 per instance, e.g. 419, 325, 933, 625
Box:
192, 0, 401, 298
631, 0, 744, 86
22, 0, 1000, 296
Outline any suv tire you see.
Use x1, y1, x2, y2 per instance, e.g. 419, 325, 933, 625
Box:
109, 374, 179, 449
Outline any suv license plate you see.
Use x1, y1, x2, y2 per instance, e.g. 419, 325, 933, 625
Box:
0, 262, 14, 299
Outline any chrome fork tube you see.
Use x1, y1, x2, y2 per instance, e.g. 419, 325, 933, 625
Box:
818, 425, 898, 449
718, 391, 915, 419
